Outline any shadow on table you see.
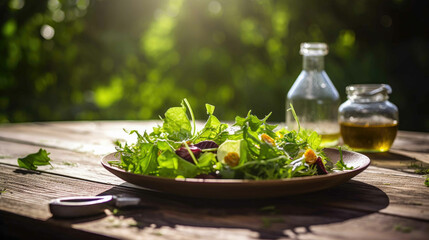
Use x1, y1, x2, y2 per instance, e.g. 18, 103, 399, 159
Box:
363, 151, 429, 173
13, 169, 42, 175
50, 180, 389, 239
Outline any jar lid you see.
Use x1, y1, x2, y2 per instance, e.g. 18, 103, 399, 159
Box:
346, 84, 392, 96
346, 84, 392, 102
300, 42, 328, 56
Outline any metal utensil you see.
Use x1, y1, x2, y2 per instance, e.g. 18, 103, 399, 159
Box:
49, 195, 141, 218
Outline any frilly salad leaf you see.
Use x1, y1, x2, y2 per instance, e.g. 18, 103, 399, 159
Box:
193, 104, 229, 144
113, 99, 351, 179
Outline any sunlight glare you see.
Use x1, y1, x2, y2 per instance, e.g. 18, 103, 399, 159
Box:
41, 25, 55, 40
9, 0, 25, 10
208, 1, 222, 15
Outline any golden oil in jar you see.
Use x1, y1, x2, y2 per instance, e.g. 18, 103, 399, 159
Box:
338, 84, 399, 152
340, 122, 398, 152
320, 132, 341, 147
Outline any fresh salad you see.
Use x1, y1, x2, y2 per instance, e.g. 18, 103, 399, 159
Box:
112, 99, 351, 180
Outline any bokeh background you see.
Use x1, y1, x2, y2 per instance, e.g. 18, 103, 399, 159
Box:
1, 0, 428, 131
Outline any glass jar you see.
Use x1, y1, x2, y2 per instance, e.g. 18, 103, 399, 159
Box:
286, 42, 340, 147
338, 84, 399, 152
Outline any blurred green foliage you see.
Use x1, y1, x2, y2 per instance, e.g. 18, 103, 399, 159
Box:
1, 0, 429, 131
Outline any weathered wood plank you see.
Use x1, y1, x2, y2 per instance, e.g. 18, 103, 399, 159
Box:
0, 136, 428, 221
390, 131, 429, 163
1, 121, 428, 240
1, 165, 428, 240
0, 211, 118, 240
0, 121, 161, 155
393, 131, 429, 152
0, 158, 428, 219
0, 121, 204, 155
0, 139, 124, 185
348, 167, 428, 221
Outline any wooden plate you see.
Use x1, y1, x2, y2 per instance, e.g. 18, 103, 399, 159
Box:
101, 148, 370, 199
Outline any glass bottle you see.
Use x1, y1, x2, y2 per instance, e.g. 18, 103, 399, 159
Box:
286, 42, 340, 146
338, 84, 398, 152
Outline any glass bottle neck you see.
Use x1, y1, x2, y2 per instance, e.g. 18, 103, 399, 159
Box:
303, 55, 324, 71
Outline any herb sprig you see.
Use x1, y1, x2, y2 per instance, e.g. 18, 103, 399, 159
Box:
335, 146, 353, 170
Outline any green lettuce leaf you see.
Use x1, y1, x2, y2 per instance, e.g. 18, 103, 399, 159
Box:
197, 152, 216, 168
205, 103, 215, 115
162, 104, 192, 141
157, 150, 198, 178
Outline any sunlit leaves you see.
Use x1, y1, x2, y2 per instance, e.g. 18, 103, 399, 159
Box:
0, 0, 420, 132
35, 73, 57, 94
271, 10, 290, 37
334, 30, 356, 58
339, 30, 356, 47
94, 77, 124, 108
140, 0, 183, 60
9, 0, 25, 10
141, 15, 175, 59
240, 18, 264, 46
2, 20, 17, 37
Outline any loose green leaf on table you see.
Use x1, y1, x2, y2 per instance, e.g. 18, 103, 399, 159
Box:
17, 148, 52, 170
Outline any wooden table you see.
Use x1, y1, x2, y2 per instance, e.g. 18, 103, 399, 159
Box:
0, 121, 428, 240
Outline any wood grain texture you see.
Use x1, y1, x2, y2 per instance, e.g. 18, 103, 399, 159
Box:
0, 121, 428, 239
0, 137, 427, 220
1, 164, 428, 240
